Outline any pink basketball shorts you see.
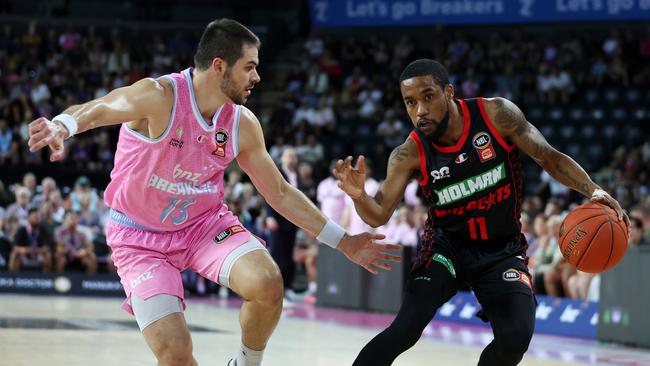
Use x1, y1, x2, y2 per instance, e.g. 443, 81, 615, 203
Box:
106, 207, 266, 315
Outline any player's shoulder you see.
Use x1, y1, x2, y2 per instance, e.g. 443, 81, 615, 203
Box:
479, 97, 527, 132
233, 105, 265, 155
134, 77, 171, 95
480, 96, 512, 115
402, 134, 419, 151
480, 97, 525, 116
126, 77, 175, 108
237, 105, 259, 125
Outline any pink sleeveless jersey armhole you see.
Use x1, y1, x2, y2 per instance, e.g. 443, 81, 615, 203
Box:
104, 67, 243, 232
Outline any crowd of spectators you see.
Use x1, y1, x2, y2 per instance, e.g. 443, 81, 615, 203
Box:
0, 173, 112, 274
1, 22, 649, 302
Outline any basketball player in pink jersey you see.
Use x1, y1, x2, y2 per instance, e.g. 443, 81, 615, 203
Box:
27, 19, 401, 366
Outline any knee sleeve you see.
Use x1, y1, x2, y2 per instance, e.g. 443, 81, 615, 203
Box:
131, 293, 183, 331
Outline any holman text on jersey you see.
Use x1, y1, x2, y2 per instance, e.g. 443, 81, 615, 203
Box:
434, 163, 506, 206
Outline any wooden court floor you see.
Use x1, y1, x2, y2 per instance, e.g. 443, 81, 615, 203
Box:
1, 294, 648, 366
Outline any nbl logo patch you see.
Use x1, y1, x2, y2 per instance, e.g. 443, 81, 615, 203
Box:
215, 129, 228, 145
472, 132, 496, 162
502, 268, 532, 288
213, 128, 229, 157
213, 225, 245, 244
473, 132, 491, 149
502, 269, 521, 281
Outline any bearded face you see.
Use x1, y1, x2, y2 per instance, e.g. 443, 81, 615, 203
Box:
401, 75, 452, 143
218, 44, 260, 105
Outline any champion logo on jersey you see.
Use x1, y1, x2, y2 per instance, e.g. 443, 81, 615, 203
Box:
213, 128, 229, 156
472, 132, 496, 163
455, 153, 468, 164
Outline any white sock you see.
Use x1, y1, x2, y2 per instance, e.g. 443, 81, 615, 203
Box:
234, 343, 264, 366
307, 281, 317, 294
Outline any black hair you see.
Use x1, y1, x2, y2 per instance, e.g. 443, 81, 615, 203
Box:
194, 18, 261, 70
399, 59, 449, 88
27, 206, 39, 215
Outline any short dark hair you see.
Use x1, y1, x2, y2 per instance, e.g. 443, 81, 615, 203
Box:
194, 18, 261, 70
27, 207, 39, 215
399, 59, 449, 88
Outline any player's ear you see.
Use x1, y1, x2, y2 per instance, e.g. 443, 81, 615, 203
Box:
445, 84, 454, 100
211, 57, 227, 76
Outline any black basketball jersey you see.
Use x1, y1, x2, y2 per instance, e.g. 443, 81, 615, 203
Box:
410, 98, 524, 242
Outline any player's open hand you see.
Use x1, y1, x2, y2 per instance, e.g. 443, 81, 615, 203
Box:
28, 117, 68, 162
591, 188, 630, 230
336, 232, 402, 275
333, 155, 367, 200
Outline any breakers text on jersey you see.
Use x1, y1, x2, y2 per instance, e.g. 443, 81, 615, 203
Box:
435, 163, 506, 206
148, 174, 218, 195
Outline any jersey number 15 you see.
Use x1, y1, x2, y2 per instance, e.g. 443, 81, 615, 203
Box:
161, 197, 196, 225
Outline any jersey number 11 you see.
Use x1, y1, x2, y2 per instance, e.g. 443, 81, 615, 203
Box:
467, 217, 488, 240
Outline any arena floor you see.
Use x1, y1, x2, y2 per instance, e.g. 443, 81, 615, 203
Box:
1, 294, 649, 366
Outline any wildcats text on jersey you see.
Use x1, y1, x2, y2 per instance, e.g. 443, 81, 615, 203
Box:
434, 163, 506, 206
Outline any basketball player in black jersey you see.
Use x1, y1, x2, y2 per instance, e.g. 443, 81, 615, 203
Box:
334, 59, 629, 366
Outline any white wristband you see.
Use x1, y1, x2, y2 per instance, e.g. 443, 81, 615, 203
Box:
592, 189, 607, 199
52, 113, 78, 138
317, 219, 346, 249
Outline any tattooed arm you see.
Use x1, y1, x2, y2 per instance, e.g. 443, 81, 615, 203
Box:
483, 97, 629, 224
333, 139, 420, 227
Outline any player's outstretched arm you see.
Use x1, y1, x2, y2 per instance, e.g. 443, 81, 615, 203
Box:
236, 107, 401, 274
28, 77, 172, 161
484, 97, 629, 227
333, 139, 419, 227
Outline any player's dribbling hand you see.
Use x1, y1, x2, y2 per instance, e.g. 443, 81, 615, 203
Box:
333, 155, 367, 200
590, 188, 630, 230
337, 232, 402, 275
28, 117, 68, 162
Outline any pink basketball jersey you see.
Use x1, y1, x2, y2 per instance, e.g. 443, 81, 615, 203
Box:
104, 68, 242, 231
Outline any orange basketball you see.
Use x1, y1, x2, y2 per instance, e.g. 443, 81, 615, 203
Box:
558, 202, 628, 273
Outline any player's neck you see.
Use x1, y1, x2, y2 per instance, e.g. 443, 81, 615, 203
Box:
191, 69, 230, 122
435, 99, 464, 146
